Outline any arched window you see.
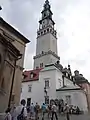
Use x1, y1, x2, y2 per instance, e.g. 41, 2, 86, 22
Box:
41, 31, 43, 35
50, 29, 52, 32
44, 30, 46, 33
44, 13, 46, 17
47, 28, 49, 32
38, 32, 40, 36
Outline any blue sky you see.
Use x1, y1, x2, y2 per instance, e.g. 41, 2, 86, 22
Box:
1, 0, 90, 80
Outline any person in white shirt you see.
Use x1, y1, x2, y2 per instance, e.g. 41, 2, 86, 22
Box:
10, 104, 17, 120
64, 103, 70, 120
51, 102, 58, 120
15, 99, 27, 120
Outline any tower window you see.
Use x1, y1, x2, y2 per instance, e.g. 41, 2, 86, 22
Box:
38, 33, 40, 36
47, 28, 49, 32
44, 30, 46, 33
44, 13, 46, 17
40, 63, 43, 68
41, 31, 43, 35
50, 29, 52, 32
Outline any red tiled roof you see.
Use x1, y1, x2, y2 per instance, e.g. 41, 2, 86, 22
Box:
22, 68, 42, 82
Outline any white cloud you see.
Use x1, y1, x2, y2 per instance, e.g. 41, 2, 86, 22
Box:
1, 0, 90, 80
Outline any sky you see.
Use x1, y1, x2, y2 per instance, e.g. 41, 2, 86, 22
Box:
0, 0, 90, 80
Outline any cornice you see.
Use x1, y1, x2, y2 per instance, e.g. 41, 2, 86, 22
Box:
0, 17, 30, 43
37, 25, 57, 39
33, 50, 60, 60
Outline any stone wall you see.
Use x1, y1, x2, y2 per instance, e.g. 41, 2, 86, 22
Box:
0, 24, 27, 109
0, 40, 16, 112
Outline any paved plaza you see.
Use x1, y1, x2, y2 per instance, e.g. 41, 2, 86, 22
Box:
38, 113, 90, 120
0, 113, 90, 120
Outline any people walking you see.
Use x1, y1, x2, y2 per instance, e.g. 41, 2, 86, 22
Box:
60, 100, 64, 114
51, 102, 58, 120
48, 104, 52, 119
35, 103, 40, 120
30, 103, 35, 120
58, 102, 61, 113
10, 104, 17, 120
16, 99, 27, 120
41, 103, 46, 120
64, 103, 70, 120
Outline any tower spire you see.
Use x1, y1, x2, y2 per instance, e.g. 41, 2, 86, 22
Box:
44, 0, 50, 9
45, 0, 49, 4
33, 0, 60, 69
37, 0, 56, 38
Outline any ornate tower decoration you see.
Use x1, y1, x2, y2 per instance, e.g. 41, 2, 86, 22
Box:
37, 0, 56, 38
33, 0, 60, 69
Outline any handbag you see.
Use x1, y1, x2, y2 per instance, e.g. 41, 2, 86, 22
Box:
17, 107, 24, 120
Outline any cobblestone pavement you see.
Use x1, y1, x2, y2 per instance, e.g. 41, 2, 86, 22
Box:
38, 113, 90, 120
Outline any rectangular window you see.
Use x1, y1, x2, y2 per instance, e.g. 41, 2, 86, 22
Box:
66, 95, 71, 105
45, 96, 49, 104
45, 80, 49, 88
28, 85, 32, 92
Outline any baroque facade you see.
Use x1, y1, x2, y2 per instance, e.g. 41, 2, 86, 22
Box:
21, 0, 89, 113
0, 17, 30, 112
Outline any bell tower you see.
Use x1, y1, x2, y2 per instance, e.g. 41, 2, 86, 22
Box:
33, 0, 60, 69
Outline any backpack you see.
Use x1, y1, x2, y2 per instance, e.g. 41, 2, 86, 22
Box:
17, 107, 24, 120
